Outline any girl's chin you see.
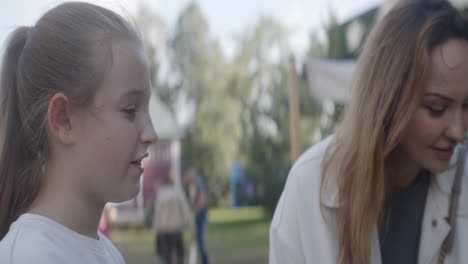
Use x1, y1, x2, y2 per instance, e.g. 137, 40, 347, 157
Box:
107, 186, 140, 203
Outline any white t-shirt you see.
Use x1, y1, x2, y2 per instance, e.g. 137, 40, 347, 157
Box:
0, 213, 126, 264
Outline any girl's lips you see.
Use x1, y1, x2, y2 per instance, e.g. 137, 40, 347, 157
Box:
131, 153, 148, 174
131, 162, 144, 174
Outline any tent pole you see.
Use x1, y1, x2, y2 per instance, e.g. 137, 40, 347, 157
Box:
288, 56, 301, 162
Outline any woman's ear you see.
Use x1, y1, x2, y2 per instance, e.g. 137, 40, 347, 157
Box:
47, 93, 75, 145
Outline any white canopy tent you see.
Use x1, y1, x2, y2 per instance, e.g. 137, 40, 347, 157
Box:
149, 95, 181, 140
306, 59, 355, 103
148, 95, 182, 185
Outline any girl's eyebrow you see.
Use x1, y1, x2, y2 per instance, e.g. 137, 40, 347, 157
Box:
122, 90, 147, 98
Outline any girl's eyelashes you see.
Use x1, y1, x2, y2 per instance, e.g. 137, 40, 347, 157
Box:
122, 106, 138, 120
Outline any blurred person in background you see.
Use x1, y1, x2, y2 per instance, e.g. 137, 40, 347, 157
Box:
98, 204, 112, 240
154, 170, 193, 264
184, 167, 209, 264
270, 0, 468, 263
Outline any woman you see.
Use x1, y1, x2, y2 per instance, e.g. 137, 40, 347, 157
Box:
270, 0, 468, 263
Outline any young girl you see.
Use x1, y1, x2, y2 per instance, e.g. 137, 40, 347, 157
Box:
0, 2, 157, 263
270, 0, 468, 263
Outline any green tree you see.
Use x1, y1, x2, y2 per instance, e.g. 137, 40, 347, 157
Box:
171, 2, 242, 205
228, 17, 323, 213
134, 4, 167, 91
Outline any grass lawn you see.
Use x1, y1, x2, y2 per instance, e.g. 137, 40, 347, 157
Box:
113, 206, 270, 264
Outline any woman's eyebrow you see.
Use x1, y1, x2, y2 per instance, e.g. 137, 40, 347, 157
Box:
423, 92, 454, 103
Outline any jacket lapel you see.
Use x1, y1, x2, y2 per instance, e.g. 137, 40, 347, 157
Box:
418, 167, 454, 264
371, 226, 382, 264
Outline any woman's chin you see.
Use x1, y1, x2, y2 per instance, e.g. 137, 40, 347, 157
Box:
425, 161, 451, 175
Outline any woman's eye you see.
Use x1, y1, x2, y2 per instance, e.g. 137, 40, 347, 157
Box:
462, 103, 468, 111
426, 106, 446, 117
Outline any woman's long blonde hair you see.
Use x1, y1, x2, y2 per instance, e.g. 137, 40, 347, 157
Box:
321, 0, 468, 263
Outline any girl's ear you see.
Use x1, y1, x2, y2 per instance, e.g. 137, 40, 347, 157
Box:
47, 93, 76, 145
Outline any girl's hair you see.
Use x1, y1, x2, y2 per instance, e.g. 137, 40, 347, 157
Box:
321, 0, 468, 263
0, 2, 140, 239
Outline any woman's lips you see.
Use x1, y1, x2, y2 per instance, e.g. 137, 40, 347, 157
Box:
432, 146, 455, 161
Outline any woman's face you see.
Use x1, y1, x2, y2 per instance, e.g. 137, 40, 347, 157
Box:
399, 39, 468, 174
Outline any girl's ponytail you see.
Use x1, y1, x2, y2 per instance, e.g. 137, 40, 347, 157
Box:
0, 26, 42, 239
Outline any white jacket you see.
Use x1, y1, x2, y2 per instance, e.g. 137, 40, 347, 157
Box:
270, 137, 468, 264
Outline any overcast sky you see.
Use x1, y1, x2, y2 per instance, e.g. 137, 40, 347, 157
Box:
0, 0, 382, 57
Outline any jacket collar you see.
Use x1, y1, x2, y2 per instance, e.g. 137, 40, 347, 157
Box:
320, 166, 340, 208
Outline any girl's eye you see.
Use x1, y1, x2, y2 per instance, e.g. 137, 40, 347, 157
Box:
122, 107, 137, 120
426, 106, 446, 117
